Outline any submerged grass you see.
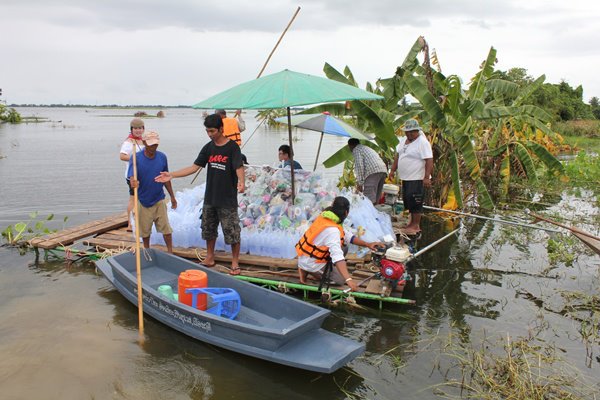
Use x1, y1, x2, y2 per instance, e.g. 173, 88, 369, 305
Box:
432, 330, 597, 399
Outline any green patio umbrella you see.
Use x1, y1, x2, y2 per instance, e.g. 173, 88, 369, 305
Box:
192, 69, 383, 200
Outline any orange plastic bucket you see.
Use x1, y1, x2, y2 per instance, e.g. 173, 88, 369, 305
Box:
178, 269, 208, 310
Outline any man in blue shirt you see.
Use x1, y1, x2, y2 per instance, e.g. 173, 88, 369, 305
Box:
129, 130, 177, 253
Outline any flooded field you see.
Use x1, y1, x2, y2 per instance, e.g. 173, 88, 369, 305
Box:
0, 107, 598, 399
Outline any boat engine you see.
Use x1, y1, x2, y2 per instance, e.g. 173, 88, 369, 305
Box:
371, 244, 410, 290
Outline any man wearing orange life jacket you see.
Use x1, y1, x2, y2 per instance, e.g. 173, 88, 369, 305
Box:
216, 109, 245, 147
296, 196, 384, 292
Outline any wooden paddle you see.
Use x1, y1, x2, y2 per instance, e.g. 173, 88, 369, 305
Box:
527, 211, 600, 255
131, 146, 145, 342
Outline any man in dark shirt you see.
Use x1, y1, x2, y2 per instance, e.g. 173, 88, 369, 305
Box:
155, 114, 245, 274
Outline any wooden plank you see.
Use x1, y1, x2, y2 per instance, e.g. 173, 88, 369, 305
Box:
574, 232, 600, 255
30, 213, 128, 249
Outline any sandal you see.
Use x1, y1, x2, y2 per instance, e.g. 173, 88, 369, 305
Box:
202, 261, 216, 268
229, 266, 241, 276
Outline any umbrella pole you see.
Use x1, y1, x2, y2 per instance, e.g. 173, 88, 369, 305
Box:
313, 132, 324, 171
131, 148, 145, 343
287, 107, 296, 204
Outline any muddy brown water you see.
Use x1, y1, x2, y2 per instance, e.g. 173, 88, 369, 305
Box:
1, 107, 598, 399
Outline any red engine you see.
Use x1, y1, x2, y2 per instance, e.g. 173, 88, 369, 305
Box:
379, 259, 406, 282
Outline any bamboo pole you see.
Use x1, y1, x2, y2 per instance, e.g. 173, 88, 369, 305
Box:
190, 6, 301, 184
256, 6, 301, 79
131, 148, 145, 342
526, 211, 600, 241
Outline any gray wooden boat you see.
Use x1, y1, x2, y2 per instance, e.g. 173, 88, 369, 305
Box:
95, 249, 364, 373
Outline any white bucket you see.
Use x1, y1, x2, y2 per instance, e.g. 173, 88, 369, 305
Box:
382, 184, 399, 195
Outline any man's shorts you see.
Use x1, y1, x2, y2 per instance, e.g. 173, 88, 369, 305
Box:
126, 178, 134, 196
201, 205, 241, 245
402, 180, 424, 214
137, 199, 173, 238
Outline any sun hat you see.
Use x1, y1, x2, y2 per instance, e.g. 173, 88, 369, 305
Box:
401, 119, 421, 132
130, 118, 144, 128
142, 130, 160, 145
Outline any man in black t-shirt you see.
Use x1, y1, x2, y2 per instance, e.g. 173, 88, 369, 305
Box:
155, 114, 245, 274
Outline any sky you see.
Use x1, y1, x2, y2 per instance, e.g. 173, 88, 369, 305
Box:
1, 0, 599, 105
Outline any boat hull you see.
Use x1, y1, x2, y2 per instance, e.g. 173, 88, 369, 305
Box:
96, 249, 364, 373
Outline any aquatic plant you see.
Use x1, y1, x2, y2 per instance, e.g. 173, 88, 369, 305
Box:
1, 212, 66, 246
0, 103, 21, 123
433, 330, 595, 399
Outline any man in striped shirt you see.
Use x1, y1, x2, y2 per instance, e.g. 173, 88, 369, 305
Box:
347, 138, 388, 204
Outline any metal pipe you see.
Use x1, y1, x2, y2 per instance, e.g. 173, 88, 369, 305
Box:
234, 275, 416, 304
415, 204, 563, 233
409, 228, 460, 259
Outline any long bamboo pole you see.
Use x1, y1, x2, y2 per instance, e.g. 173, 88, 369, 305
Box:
190, 6, 301, 184
131, 147, 144, 342
256, 6, 301, 79
527, 211, 600, 241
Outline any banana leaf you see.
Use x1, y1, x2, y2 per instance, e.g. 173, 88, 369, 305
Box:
485, 79, 519, 98
467, 46, 497, 101
400, 37, 425, 71
525, 141, 565, 174
475, 177, 494, 209
324, 63, 355, 86
402, 71, 446, 129
322, 144, 353, 168
514, 75, 545, 106
343, 66, 358, 87
513, 142, 538, 183
300, 103, 347, 116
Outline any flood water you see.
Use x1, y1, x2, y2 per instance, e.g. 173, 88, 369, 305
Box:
1, 107, 599, 399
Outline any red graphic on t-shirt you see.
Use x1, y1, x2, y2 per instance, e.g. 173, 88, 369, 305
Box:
208, 155, 229, 163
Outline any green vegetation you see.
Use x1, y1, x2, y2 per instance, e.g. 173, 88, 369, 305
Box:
307, 36, 566, 209
0, 103, 21, 123
1, 212, 67, 246
498, 68, 594, 121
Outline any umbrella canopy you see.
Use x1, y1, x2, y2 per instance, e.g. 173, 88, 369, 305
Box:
192, 69, 383, 109
274, 113, 373, 140
275, 113, 373, 171
192, 69, 383, 200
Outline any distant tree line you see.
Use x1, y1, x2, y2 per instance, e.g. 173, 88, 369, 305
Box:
497, 67, 599, 121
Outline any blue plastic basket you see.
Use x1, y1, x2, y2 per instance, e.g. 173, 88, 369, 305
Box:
185, 287, 241, 320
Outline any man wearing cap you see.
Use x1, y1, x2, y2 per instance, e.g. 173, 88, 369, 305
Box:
215, 109, 245, 147
346, 138, 388, 204
120, 118, 145, 231
389, 119, 433, 234
128, 130, 177, 253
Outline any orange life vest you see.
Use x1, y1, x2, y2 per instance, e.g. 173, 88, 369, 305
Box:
222, 117, 242, 146
295, 215, 345, 263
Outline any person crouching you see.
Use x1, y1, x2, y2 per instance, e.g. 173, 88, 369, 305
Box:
295, 196, 384, 292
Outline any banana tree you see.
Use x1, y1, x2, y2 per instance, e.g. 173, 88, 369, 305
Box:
390, 40, 565, 209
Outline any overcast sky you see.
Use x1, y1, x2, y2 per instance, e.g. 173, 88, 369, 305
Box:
1, 0, 598, 105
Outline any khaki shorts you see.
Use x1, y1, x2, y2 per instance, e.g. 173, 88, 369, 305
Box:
137, 199, 173, 238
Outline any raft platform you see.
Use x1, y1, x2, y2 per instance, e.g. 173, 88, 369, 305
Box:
28, 213, 415, 308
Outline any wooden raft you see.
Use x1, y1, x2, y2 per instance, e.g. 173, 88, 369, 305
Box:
28, 213, 128, 249
29, 213, 368, 268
